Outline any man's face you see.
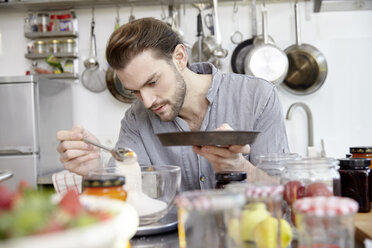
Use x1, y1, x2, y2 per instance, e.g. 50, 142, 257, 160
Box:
116, 50, 186, 122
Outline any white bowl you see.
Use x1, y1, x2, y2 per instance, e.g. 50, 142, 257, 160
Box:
0, 195, 139, 248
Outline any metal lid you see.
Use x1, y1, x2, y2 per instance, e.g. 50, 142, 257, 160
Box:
48, 39, 60, 44
34, 40, 45, 45
83, 174, 125, 188
350, 147, 372, 153
64, 39, 75, 44
215, 171, 247, 183
294, 196, 358, 217
338, 158, 371, 169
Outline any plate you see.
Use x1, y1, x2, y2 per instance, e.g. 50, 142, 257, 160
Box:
135, 208, 178, 236
156, 131, 260, 146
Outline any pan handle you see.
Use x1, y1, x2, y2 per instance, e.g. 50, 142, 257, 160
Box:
251, 0, 257, 37
261, 5, 269, 44
294, 2, 302, 46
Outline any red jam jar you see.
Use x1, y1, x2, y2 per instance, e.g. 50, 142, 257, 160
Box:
82, 174, 127, 202
350, 146, 372, 202
338, 158, 370, 212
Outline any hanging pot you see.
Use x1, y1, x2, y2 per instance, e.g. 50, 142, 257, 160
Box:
281, 2, 328, 95
106, 68, 136, 104
243, 6, 288, 86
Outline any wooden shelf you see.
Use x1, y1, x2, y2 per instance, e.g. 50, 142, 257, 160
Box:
25, 31, 78, 39
25, 52, 78, 59
34, 73, 79, 80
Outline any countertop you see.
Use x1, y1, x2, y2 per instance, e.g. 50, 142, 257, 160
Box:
131, 230, 179, 248
355, 210, 372, 243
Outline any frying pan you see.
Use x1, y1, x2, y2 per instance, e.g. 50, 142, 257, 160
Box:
244, 6, 288, 86
230, 0, 273, 74
106, 68, 136, 104
156, 131, 260, 146
281, 2, 328, 95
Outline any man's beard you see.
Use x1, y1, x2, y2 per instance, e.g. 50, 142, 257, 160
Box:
152, 65, 186, 122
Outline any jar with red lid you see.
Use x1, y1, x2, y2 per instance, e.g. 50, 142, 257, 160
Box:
294, 196, 359, 248
58, 13, 72, 32
350, 146, 372, 202
82, 174, 127, 202
215, 171, 247, 189
339, 158, 370, 212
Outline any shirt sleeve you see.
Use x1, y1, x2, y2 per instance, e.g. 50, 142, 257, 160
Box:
249, 86, 289, 165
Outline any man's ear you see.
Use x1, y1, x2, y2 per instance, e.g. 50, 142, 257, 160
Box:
173, 44, 188, 71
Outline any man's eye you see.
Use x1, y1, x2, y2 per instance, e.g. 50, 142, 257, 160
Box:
148, 81, 157, 86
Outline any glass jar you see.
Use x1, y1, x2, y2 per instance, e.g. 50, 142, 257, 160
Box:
58, 13, 72, 32
176, 189, 245, 248
256, 153, 300, 185
338, 158, 370, 212
49, 14, 59, 32
82, 174, 127, 202
33, 40, 47, 54
48, 39, 60, 54
294, 196, 358, 248
63, 39, 75, 53
215, 171, 247, 189
37, 13, 49, 32
350, 146, 372, 202
64, 59, 74, 73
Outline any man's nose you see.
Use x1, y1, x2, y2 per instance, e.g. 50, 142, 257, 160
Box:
140, 90, 156, 109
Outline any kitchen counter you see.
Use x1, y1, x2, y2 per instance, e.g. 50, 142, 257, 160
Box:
355, 210, 372, 243
131, 230, 179, 248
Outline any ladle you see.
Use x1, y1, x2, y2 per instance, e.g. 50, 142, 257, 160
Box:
83, 8, 99, 69
82, 138, 134, 162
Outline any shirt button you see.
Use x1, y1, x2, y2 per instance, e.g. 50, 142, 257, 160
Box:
199, 175, 206, 182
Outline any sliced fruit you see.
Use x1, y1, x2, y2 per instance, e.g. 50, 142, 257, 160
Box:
241, 203, 270, 241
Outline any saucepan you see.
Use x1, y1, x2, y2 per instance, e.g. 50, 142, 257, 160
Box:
281, 2, 328, 95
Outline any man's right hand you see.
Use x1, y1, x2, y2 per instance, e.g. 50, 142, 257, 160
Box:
56, 125, 101, 176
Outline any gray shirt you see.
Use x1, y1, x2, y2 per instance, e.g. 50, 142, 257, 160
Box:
114, 63, 289, 191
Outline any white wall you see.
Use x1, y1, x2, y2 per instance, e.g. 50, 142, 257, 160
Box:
0, 2, 371, 159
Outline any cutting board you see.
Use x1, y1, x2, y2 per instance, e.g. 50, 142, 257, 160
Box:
355, 210, 372, 242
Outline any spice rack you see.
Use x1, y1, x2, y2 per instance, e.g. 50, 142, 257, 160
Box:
24, 11, 79, 80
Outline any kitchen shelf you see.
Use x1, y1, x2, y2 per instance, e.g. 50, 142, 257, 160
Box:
25, 31, 78, 39
34, 73, 79, 80
25, 52, 78, 59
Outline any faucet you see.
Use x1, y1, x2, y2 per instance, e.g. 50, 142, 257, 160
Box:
286, 102, 314, 147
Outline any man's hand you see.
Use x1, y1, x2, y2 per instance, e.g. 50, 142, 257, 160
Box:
192, 123, 251, 173
56, 125, 101, 176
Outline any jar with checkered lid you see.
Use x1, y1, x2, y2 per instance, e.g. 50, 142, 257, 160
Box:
293, 196, 358, 248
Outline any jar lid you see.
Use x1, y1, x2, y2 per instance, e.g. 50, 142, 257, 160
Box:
58, 14, 71, 19
244, 185, 284, 199
215, 171, 247, 182
338, 158, 371, 169
350, 147, 372, 153
64, 39, 75, 44
34, 40, 45, 45
48, 39, 60, 44
37, 13, 49, 17
175, 190, 245, 211
294, 196, 358, 217
83, 174, 125, 188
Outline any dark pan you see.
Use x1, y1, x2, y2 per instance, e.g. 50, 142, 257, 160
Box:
231, 39, 254, 74
157, 131, 260, 146
106, 67, 136, 104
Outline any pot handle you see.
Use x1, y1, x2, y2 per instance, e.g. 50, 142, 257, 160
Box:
295, 2, 302, 46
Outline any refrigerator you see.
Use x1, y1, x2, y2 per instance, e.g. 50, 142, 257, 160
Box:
0, 75, 73, 191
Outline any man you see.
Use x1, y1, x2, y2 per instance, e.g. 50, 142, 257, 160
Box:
57, 18, 289, 191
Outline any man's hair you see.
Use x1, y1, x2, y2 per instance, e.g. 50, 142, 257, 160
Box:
106, 17, 182, 70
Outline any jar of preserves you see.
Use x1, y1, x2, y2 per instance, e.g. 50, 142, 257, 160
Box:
48, 39, 60, 54
34, 40, 47, 54
350, 146, 372, 202
215, 171, 247, 189
63, 39, 75, 53
37, 13, 49, 32
338, 158, 370, 212
82, 174, 127, 202
294, 196, 359, 248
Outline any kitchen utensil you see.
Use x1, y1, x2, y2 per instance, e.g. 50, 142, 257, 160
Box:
230, 0, 274, 74
0, 170, 13, 182
128, 5, 135, 22
282, 2, 328, 95
106, 10, 136, 104
81, 8, 106, 93
244, 5, 288, 85
211, 0, 228, 58
156, 130, 260, 146
230, 0, 243, 45
82, 138, 133, 162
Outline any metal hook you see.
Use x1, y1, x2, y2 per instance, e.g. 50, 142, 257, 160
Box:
161, 2, 167, 20
233, 0, 238, 13
116, 6, 120, 24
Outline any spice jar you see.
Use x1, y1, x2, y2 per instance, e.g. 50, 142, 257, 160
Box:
294, 196, 359, 248
58, 13, 72, 32
215, 171, 247, 189
33, 40, 47, 54
49, 14, 59, 32
176, 189, 245, 248
82, 174, 127, 202
338, 158, 370, 212
37, 13, 49, 32
48, 39, 60, 54
350, 146, 372, 202
62, 39, 75, 53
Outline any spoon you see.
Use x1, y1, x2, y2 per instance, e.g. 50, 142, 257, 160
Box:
82, 138, 134, 162
84, 8, 99, 70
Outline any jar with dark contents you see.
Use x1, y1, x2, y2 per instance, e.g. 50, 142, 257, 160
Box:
350, 146, 372, 202
338, 158, 370, 212
82, 174, 127, 202
215, 171, 247, 189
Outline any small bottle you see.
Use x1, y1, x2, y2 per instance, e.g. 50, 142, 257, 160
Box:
294, 196, 359, 248
37, 13, 50, 32
49, 15, 59, 32
58, 13, 72, 32
350, 146, 372, 203
64, 59, 74, 73
82, 174, 127, 202
34, 40, 47, 54
215, 171, 247, 189
338, 158, 370, 212
63, 39, 75, 53
24, 17, 32, 33
48, 39, 60, 54
29, 14, 38, 32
